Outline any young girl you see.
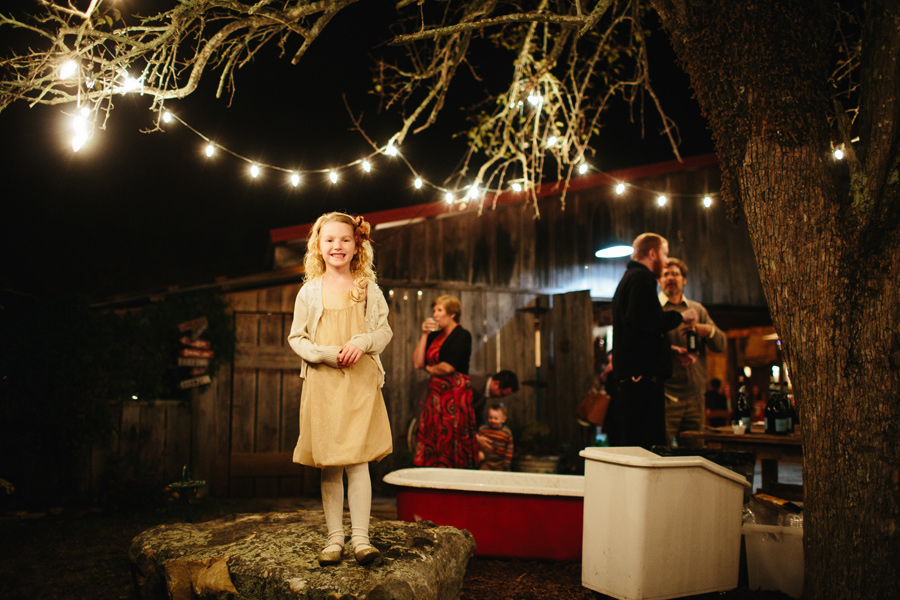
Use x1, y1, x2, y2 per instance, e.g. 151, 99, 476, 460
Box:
288, 212, 393, 566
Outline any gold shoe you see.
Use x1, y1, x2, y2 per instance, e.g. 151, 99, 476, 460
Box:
354, 543, 380, 565
317, 543, 344, 566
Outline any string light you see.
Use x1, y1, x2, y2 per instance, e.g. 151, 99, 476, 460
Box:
135, 108, 720, 210
59, 60, 78, 80
834, 147, 844, 160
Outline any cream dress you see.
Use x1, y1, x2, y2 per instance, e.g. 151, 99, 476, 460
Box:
293, 288, 392, 468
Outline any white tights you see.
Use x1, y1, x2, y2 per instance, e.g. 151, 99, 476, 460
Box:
320, 463, 372, 549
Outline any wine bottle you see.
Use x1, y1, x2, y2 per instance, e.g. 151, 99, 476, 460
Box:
765, 392, 780, 434
735, 391, 752, 429
685, 329, 698, 353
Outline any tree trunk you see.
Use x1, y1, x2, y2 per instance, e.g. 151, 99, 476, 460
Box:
652, 0, 900, 597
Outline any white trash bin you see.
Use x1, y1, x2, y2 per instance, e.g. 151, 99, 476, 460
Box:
581, 447, 750, 600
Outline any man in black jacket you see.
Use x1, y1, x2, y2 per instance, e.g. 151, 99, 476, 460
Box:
607, 233, 697, 449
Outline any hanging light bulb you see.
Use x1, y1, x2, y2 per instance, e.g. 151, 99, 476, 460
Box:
162, 111, 173, 124
657, 195, 668, 207
834, 147, 844, 160
59, 60, 78, 80
385, 144, 398, 157
205, 143, 215, 157
70, 109, 91, 152
702, 196, 713, 208
444, 192, 454, 205
250, 164, 260, 178
414, 177, 423, 189
512, 183, 523, 192
467, 183, 480, 200
329, 170, 338, 184
578, 163, 589, 175
362, 160, 371, 173
547, 136, 557, 146
615, 182, 625, 195
290, 173, 300, 187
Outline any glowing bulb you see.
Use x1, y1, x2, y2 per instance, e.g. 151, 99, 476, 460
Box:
122, 75, 141, 92
329, 171, 338, 184
834, 148, 844, 160
70, 111, 90, 152
385, 145, 398, 157
71, 131, 88, 152
615, 183, 625, 195
59, 60, 77, 80
467, 184, 480, 200
657, 195, 668, 207
702, 196, 713, 208
578, 163, 589, 175
205, 143, 215, 157
290, 173, 300, 187
414, 177, 423, 189
512, 183, 523, 192
445, 192, 454, 204
162, 111, 172, 123
527, 93, 543, 106
547, 136, 557, 146
362, 160, 371, 173
250, 164, 260, 178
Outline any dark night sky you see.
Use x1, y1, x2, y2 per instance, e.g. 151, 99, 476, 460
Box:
0, 4, 713, 302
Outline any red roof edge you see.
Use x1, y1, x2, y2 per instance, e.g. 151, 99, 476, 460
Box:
270, 153, 718, 243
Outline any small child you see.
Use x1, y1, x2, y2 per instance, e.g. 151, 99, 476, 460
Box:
476, 403, 514, 471
288, 212, 393, 567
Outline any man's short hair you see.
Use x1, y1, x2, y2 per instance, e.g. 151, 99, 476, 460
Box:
494, 370, 519, 392
665, 257, 688, 279
632, 233, 667, 260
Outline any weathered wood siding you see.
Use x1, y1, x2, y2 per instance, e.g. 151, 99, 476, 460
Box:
366, 162, 762, 306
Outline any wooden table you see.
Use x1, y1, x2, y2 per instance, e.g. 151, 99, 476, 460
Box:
680, 426, 803, 500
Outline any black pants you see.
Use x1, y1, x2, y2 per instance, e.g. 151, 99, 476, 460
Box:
606, 377, 667, 450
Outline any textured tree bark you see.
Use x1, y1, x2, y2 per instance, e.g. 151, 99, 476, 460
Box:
652, 0, 900, 597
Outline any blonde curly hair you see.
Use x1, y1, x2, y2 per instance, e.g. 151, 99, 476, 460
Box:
304, 212, 376, 298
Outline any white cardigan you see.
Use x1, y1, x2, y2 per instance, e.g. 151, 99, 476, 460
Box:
287, 278, 392, 387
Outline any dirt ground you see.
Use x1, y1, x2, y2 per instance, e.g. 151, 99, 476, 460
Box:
0, 496, 793, 600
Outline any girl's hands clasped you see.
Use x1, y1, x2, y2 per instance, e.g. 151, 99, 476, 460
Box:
337, 343, 363, 367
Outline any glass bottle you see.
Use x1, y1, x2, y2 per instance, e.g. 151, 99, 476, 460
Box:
685, 329, 698, 353
735, 391, 752, 429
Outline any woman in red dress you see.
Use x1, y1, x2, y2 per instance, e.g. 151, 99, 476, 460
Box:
412, 294, 477, 468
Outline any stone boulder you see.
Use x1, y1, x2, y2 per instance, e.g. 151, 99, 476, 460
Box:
129, 511, 475, 600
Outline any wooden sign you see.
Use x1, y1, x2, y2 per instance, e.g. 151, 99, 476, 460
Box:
177, 357, 210, 367
180, 348, 214, 359
178, 316, 208, 333
179, 336, 211, 349
178, 374, 212, 389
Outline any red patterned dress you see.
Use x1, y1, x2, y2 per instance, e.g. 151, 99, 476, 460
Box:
414, 332, 478, 468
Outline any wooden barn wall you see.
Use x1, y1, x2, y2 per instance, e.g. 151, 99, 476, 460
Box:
155, 282, 595, 497
370, 163, 763, 308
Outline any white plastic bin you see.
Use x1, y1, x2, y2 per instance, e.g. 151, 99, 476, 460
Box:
742, 524, 804, 598
580, 447, 750, 600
